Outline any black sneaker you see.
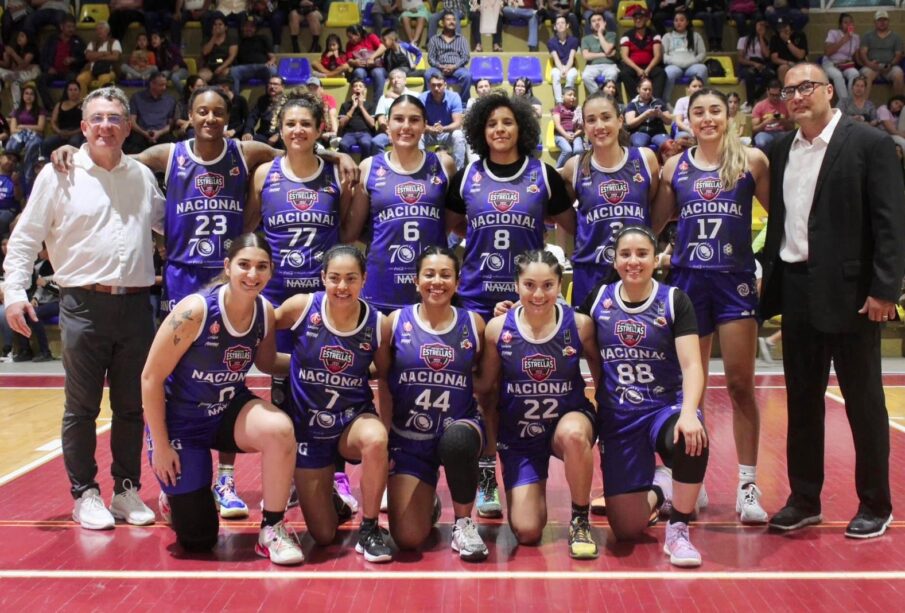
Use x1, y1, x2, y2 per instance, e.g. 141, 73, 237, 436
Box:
332, 487, 353, 524
768, 505, 822, 532
32, 352, 54, 362
845, 510, 892, 539
12, 350, 34, 362
355, 521, 393, 563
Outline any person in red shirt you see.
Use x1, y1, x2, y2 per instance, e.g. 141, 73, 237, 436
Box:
751, 79, 794, 152
345, 25, 387, 98
619, 6, 666, 100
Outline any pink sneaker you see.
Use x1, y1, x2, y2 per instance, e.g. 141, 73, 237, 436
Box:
663, 521, 701, 567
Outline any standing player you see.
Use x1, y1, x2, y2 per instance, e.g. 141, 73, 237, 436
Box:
446, 92, 577, 519
652, 88, 770, 524
275, 245, 393, 563
589, 226, 708, 567
561, 92, 660, 309
477, 249, 600, 559
378, 246, 489, 561
345, 95, 457, 314
142, 234, 303, 565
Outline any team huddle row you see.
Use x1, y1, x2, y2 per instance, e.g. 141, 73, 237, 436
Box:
120, 72, 773, 569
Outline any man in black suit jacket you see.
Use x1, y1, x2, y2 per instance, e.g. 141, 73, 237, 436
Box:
760, 63, 905, 538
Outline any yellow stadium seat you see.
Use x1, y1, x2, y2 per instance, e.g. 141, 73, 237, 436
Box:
184, 57, 198, 75
406, 52, 428, 87
326, 2, 361, 28
544, 57, 582, 85
565, 281, 573, 304
78, 3, 110, 28
708, 55, 738, 86
617, 1, 647, 27
545, 120, 559, 153
320, 76, 348, 87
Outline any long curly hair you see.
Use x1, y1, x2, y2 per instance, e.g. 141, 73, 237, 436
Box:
463, 92, 540, 160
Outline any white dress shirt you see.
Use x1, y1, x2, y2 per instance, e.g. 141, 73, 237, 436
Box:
779, 109, 842, 263
2, 146, 165, 306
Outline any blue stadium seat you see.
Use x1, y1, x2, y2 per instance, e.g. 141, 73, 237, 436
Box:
507, 56, 543, 85
277, 57, 312, 86
470, 56, 504, 85
362, 2, 374, 27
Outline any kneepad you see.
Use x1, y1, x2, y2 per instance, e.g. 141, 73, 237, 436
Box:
671, 433, 709, 484
168, 487, 220, 552
438, 423, 482, 505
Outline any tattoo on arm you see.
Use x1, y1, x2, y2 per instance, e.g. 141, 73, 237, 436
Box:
168, 309, 195, 343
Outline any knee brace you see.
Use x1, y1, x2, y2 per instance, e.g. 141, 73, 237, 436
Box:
438, 423, 482, 505
670, 432, 709, 484
168, 487, 220, 552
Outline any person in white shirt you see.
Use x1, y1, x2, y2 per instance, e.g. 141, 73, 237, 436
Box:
372, 68, 418, 151
3, 87, 165, 532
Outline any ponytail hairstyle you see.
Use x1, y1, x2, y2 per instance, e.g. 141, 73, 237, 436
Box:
614, 224, 659, 253
577, 92, 629, 181
210, 232, 273, 286
513, 249, 564, 282
688, 87, 747, 191
272, 88, 325, 138
415, 245, 461, 279
322, 244, 367, 275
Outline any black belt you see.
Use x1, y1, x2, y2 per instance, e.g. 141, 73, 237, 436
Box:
783, 261, 808, 274
74, 284, 150, 295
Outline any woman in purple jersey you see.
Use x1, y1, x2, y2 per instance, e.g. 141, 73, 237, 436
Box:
377, 247, 489, 561
142, 234, 303, 565
652, 88, 771, 525
477, 250, 601, 559
561, 92, 660, 309
275, 245, 394, 563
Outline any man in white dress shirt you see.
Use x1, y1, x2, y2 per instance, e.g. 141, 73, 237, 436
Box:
3, 87, 165, 530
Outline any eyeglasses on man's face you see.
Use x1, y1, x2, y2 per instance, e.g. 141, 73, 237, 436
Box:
87, 113, 125, 127
780, 81, 829, 101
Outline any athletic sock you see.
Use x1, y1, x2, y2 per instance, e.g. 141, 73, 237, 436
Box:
218, 464, 234, 477
669, 509, 693, 525
361, 516, 378, 531
571, 502, 590, 522
738, 464, 756, 489
478, 456, 496, 478
261, 509, 285, 528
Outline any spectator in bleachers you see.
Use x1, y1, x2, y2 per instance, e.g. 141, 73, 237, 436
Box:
548, 14, 580, 105
692, 0, 726, 51
726, 91, 749, 144
539, 0, 579, 38
551, 85, 583, 168
728, 0, 758, 39
425, 12, 472, 104
338, 76, 380, 155
877, 95, 905, 151
420, 72, 466, 166
382, 28, 423, 78
619, 6, 666, 100
580, 12, 618, 96
305, 76, 339, 146
312, 33, 351, 78
109, 0, 147, 41
231, 16, 278, 94
35, 15, 86, 110
400, 0, 430, 45
471, 0, 503, 53
623, 76, 671, 150
466, 77, 492, 111
651, 0, 687, 36
2, 0, 31, 46
243, 74, 284, 145
0, 31, 40, 109
203, 0, 250, 36
0, 152, 22, 241
580, 0, 615, 34
124, 72, 177, 153
144, 0, 178, 41
42, 80, 85, 155
737, 16, 773, 108
858, 9, 904, 98
121, 31, 159, 82
512, 77, 542, 118
174, 74, 206, 138
22, 0, 69, 38
247, 0, 287, 53
212, 76, 249, 138
768, 18, 806, 83
171, 0, 211, 46
837, 75, 879, 128
498, 0, 540, 52
762, 0, 807, 33
288, 0, 325, 52
661, 8, 708, 102
601, 78, 622, 109
822, 13, 859, 101
750, 78, 790, 153
7, 84, 45, 193
373, 68, 418, 151
200, 14, 239, 83
374, 0, 405, 36
16, 244, 58, 362
76, 22, 121, 97
428, 0, 467, 41
346, 24, 388, 99
671, 73, 703, 139
149, 31, 190, 93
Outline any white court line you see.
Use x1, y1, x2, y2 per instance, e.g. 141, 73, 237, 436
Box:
0, 424, 111, 487
0, 569, 904, 581
34, 439, 61, 452
826, 391, 905, 436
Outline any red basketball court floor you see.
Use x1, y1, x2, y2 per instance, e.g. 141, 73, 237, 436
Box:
1, 371, 904, 611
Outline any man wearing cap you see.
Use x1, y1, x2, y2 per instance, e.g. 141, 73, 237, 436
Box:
858, 10, 904, 97
305, 76, 339, 148
619, 5, 666, 99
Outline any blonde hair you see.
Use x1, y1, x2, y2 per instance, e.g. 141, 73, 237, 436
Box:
689, 88, 747, 190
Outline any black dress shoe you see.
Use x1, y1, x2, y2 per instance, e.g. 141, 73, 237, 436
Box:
768, 505, 822, 531
12, 350, 34, 363
845, 510, 892, 539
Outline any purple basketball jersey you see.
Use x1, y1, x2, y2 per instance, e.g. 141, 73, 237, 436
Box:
261, 156, 342, 304
164, 139, 249, 268
388, 304, 480, 439
458, 158, 550, 314
362, 152, 449, 312
496, 304, 592, 450
590, 281, 683, 414
671, 148, 755, 272
288, 292, 380, 439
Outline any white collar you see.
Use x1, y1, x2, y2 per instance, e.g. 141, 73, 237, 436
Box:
792, 109, 842, 149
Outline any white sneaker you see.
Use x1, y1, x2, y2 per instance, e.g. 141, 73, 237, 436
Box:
255, 521, 305, 565
158, 491, 172, 523
109, 480, 156, 525
451, 517, 488, 561
380, 487, 389, 513
737, 483, 768, 524
653, 466, 673, 517
73, 488, 115, 530
758, 338, 774, 364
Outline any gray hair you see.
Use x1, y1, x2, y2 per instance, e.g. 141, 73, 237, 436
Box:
96, 21, 111, 33
83, 86, 130, 117
388, 68, 407, 81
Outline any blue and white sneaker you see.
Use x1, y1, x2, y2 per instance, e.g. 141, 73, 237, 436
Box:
476, 469, 502, 519
213, 473, 249, 519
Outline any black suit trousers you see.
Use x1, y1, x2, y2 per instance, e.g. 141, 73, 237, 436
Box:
780, 264, 891, 516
